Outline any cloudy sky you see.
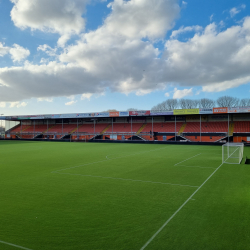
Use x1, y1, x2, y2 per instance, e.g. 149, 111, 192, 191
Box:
0, 0, 249, 115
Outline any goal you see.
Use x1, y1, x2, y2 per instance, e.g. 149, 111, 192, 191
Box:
222, 143, 244, 164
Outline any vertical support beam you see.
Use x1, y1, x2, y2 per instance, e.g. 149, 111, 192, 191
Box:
200, 114, 201, 142
228, 113, 230, 158
77, 118, 78, 140
21, 120, 22, 138
175, 115, 176, 142
131, 116, 132, 141
112, 117, 113, 140
152, 116, 153, 141
62, 119, 63, 138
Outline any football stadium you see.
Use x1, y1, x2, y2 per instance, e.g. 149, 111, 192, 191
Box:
1, 0, 250, 249
0, 107, 250, 250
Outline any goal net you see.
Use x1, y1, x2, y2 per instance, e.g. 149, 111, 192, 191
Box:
222, 143, 244, 164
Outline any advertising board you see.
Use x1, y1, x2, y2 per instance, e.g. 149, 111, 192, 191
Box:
213, 107, 228, 114
129, 110, 150, 116
30, 115, 44, 119
173, 109, 199, 115
60, 114, 76, 118
44, 115, 52, 119
119, 111, 129, 116
94, 112, 109, 117
109, 112, 120, 117
228, 107, 250, 113
150, 111, 173, 116
199, 108, 213, 114
51, 114, 60, 119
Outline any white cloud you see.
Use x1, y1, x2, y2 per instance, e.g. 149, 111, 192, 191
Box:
173, 88, 193, 99
202, 76, 250, 92
165, 92, 170, 97
10, 0, 89, 46
81, 93, 92, 100
170, 25, 202, 39
9, 44, 30, 62
230, 5, 246, 18
65, 100, 77, 105
105, 0, 180, 40
0, 2, 250, 103
9, 101, 27, 108
210, 14, 214, 22
163, 17, 250, 92
0, 102, 6, 108
37, 44, 57, 57
37, 97, 53, 102
0, 43, 9, 57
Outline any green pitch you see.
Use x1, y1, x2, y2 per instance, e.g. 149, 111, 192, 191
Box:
0, 141, 249, 250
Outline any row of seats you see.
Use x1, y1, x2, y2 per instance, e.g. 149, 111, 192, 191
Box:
143, 122, 183, 133
184, 122, 229, 133
234, 121, 250, 133
9, 121, 250, 134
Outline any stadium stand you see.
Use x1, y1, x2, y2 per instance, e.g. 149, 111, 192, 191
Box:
106, 123, 143, 133
184, 122, 229, 133
142, 122, 183, 133
76, 123, 109, 133
7, 120, 250, 142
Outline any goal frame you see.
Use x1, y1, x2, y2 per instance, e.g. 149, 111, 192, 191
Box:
222, 142, 244, 164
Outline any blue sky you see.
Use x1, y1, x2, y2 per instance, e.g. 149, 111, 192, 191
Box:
0, 0, 249, 116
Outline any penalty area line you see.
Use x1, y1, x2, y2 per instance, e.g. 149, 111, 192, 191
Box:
140, 161, 224, 250
0, 240, 33, 250
174, 153, 201, 166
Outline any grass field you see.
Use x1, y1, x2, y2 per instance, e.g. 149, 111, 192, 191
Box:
0, 141, 250, 250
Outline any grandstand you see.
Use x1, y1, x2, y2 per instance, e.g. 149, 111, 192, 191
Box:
2, 108, 250, 143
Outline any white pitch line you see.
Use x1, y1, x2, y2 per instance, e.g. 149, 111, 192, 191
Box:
105, 147, 170, 160
140, 161, 224, 250
177, 165, 216, 169
174, 153, 202, 166
0, 240, 33, 250
56, 172, 199, 188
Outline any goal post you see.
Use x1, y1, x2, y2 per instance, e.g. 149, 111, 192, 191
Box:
222, 143, 244, 164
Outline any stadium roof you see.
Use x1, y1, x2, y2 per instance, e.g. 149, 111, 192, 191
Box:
1, 107, 250, 121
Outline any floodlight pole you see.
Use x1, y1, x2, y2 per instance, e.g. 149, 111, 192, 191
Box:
112, 117, 113, 140
47, 119, 48, 140
228, 113, 229, 143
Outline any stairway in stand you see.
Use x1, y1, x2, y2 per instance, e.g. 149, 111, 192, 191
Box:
178, 123, 186, 135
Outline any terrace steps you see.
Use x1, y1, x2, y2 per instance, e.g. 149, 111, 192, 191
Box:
69, 125, 84, 134
136, 123, 147, 135
100, 124, 111, 135
43, 124, 56, 133
21, 125, 32, 132
229, 122, 234, 136
178, 123, 186, 135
